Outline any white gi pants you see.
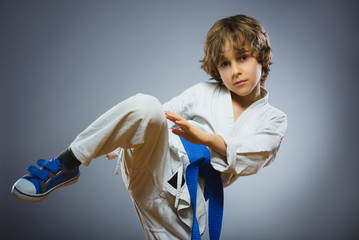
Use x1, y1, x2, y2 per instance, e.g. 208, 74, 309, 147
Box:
69, 94, 191, 240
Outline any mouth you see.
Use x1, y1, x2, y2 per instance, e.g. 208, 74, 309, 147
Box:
234, 80, 247, 86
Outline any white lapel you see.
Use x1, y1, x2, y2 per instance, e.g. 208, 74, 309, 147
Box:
226, 87, 269, 136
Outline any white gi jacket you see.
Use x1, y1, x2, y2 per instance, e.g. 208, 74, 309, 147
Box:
137, 81, 287, 235
163, 81, 287, 181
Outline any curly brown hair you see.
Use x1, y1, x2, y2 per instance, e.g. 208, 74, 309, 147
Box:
200, 14, 272, 86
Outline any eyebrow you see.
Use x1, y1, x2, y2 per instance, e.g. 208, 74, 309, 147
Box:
235, 49, 251, 55
219, 50, 251, 61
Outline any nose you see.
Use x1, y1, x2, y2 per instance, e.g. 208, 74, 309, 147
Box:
231, 61, 242, 77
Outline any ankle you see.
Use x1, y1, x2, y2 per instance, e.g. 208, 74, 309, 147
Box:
57, 149, 81, 169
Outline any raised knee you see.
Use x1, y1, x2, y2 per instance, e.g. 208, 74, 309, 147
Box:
132, 94, 164, 124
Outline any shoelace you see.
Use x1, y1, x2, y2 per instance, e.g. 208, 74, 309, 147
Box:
27, 158, 61, 181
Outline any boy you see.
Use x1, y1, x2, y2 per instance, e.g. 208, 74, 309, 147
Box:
11, 14, 287, 239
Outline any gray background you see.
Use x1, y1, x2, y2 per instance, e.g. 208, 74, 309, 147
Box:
1, 0, 359, 239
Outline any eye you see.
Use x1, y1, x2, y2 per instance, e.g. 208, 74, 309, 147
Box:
219, 61, 229, 68
239, 55, 248, 61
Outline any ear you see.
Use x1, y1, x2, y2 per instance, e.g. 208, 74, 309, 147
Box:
260, 64, 264, 73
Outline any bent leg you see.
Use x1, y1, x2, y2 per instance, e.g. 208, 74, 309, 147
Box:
70, 94, 190, 238
69, 94, 166, 166
118, 115, 191, 239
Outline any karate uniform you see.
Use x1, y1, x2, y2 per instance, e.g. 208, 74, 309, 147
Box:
69, 82, 287, 240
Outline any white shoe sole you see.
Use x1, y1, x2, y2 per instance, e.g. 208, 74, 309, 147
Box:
11, 174, 80, 202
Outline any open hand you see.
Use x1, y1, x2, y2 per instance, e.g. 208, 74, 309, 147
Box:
165, 111, 227, 155
165, 111, 210, 145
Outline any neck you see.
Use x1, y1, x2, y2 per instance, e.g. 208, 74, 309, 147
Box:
231, 84, 262, 109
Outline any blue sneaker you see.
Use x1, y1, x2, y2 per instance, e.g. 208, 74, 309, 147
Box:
11, 158, 80, 202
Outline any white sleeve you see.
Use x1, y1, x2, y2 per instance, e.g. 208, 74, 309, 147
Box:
162, 83, 206, 128
162, 90, 194, 118
211, 112, 288, 176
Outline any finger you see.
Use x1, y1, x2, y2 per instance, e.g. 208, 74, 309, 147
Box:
165, 111, 177, 117
166, 115, 176, 123
165, 111, 182, 122
175, 120, 190, 131
172, 128, 191, 140
172, 128, 183, 136
165, 115, 178, 123
166, 113, 190, 129
166, 111, 185, 120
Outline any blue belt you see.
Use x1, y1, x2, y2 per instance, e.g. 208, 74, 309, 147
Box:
179, 136, 224, 240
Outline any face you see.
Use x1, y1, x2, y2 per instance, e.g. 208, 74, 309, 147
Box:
218, 41, 262, 101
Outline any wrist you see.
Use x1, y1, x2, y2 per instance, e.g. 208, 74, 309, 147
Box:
206, 133, 227, 156
205, 133, 217, 148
